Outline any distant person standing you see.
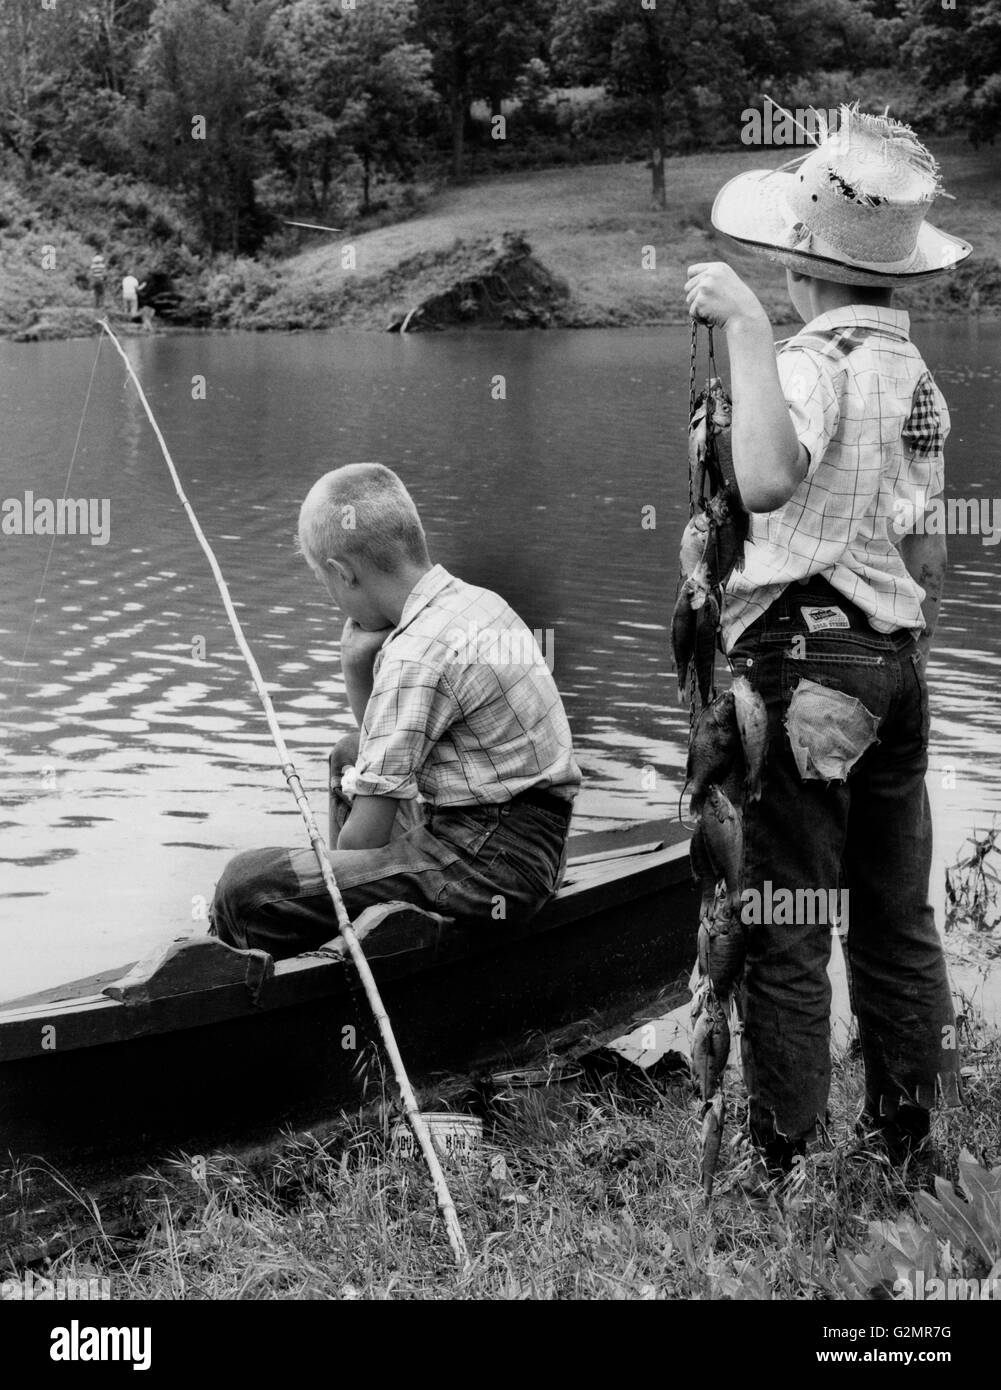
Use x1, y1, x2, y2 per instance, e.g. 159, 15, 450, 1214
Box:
89, 252, 106, 309
121, 272, 142, 317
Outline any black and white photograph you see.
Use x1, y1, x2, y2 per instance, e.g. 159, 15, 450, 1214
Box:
1, 0, 999, 1341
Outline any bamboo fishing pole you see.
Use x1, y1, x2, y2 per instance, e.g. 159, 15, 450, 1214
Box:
98, 321, 468, 1267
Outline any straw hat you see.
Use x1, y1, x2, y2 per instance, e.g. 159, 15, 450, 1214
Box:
712, 104, 972, 287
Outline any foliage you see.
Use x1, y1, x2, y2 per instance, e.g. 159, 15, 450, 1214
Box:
13, 1014, 1000, 1299
946, 824, 1001, 937
129, 0, 274, 253
899, 0, 1001, 143
414, 0, 551, 177
262, 0, 434, 219
832, 1152, 1001, 1298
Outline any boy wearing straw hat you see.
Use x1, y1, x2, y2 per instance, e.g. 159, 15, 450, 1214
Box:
684, 106, 970, 1192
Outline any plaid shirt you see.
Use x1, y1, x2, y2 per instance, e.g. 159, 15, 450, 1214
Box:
722, 306, 950, 652
353, 565, 581, 807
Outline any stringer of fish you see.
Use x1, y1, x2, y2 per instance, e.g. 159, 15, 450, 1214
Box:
677, 331, 753, 1202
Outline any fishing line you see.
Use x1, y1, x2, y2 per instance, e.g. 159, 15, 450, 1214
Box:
10, 333, 105, 706
97, 320, 468, 1267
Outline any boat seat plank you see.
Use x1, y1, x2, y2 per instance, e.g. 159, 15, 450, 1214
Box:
311, 902, 454, 963
567, 840, 664, 868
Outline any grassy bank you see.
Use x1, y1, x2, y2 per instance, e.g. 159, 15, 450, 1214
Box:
3, 138, 999, 341
20, 1008, 998, 1301
241, 140, 1000, 333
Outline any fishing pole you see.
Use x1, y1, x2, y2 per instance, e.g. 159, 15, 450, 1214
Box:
282, 219, 344, 234
97, 321, 468, 1267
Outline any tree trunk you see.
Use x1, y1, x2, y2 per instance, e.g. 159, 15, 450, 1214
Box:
650, 96, 666, 210
643, 12, 667, 210
362, 153, 371, 213
451, 94, 465, 181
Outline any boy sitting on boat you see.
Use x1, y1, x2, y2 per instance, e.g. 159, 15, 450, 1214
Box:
210, 463, 580, 958
685, 106, 969, 1192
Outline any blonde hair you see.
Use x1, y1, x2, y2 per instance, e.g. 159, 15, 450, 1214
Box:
297, 463, 429, 575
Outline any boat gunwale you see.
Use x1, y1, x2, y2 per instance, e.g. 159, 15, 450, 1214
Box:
0, 837, 692, 1061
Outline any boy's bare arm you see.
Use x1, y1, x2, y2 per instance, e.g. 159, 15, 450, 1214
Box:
341, 617, 393, 726
686, 262, 808, 512
336, 794, 398, 851
900, 530, 947, 663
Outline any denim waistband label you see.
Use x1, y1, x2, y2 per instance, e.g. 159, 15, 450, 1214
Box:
800, 604, 851, 633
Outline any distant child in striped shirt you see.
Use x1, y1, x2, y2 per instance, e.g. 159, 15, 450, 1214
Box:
211, 463, 580, 959
685, 106, 972, 1197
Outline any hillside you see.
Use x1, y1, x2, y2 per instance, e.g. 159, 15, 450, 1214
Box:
2, 138, 998, 340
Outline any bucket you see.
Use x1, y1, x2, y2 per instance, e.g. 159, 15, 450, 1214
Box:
391, 1113, 483, 1164
489, 1064, 584, 1127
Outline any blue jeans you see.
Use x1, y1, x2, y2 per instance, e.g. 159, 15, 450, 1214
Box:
209, 798, 572, 959
728, 578, 960, 1158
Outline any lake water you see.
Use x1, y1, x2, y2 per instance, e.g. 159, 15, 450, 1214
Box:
1, 322, 999, 1021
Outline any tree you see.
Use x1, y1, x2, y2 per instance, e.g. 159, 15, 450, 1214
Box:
551, 0, 865, 206
0, 0, 86, 175
551, 0, 697, 208
263, 0, 434, 217
900, 0, 1001, 142
131, 0, 273, 252
415, 0, 549, 180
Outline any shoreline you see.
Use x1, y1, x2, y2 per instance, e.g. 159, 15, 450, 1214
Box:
6, 302, 997, 346
4, 143, 998, 343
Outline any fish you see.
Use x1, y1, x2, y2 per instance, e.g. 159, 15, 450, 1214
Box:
679, 511, 709, 578
688, 559, 710, 610
689, 823, 718, 917
707, 891, 748, 998
701, 1092, 726, 1198
691, 994, 730, 1101
689, 397, 710, 503
693, 590, 719, 705
689, 976, 711, 1025
690, 378, 733, 504
671, 581, 698, 702
705, 486, 748, 588
700, 783, 743, 895
686, 690, 742, 815
697, 917, 711, 976
732, 675, 768, 802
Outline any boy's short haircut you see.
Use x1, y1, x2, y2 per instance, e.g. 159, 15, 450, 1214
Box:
298, 463, 430, 574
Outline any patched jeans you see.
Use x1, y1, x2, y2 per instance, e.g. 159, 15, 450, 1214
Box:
209, 798, 572, 959
728, 579, 960, 1158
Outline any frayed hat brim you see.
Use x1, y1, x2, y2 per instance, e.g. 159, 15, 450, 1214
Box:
712, 169, 973, 288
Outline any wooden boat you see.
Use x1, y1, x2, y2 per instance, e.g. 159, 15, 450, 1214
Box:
0, 818, 695, 1172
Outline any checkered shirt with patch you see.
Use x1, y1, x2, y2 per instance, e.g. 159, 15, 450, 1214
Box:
721, 306, 950, 652
352, 565, 581, 807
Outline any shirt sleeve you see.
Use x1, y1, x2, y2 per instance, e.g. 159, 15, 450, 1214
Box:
776, 348, 841, 477
902, 370, 949, 503
352, 657, 459, 800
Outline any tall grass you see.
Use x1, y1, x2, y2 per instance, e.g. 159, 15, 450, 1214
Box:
14, 1005, 995, 1301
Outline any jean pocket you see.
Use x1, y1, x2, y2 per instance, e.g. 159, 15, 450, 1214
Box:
430, 807, 499, 858
492, 846, 559, 900
781, 651, 887, 783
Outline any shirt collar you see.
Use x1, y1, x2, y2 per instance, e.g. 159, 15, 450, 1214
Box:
390, 564, 453, 637
794, 304, 911, 340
